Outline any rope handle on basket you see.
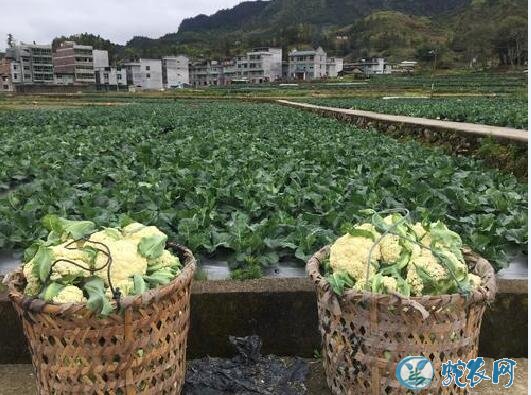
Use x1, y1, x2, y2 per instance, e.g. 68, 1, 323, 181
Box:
364, 208, 469, 297
46, 234, 122, 310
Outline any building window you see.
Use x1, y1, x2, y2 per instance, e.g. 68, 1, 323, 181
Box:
117, 74, 122, 80
13, 74, 18, 80
24, 66, 30, 70
145, 66, 150, 71
146, 73, 151, 78
13, 65, 17, 70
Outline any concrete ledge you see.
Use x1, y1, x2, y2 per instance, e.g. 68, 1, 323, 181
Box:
0, 277, 527, 363
277, 100, 528, 144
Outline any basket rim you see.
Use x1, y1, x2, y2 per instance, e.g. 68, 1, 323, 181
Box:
5, 242, 196, 315
306, 244, 497, 306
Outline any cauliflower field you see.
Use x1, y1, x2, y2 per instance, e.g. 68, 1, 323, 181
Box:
0, 102, 527, 271
298, 97, 528, 129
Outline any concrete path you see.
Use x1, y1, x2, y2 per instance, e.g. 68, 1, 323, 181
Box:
0, 358, 527, 394
277, 100, 528, 143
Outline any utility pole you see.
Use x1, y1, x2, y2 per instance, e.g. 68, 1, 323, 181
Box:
428, 49, 437, 98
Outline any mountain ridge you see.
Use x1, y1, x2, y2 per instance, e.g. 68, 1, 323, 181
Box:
53, 0, 527, 67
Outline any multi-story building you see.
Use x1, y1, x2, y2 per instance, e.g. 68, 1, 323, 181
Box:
352, 57, 391, 75
189, 61, 224, 87
123, 59, 163, 90
326, 57, 344, 77
92, 49, 109, 69
244, 47, 282, 84
53, 41, 95, 84
95, 67, 127, 89
162, 55, 189, 88
92, 49, 126, 90
0, 56, 14, 91
190, 48, 282, 86
288, 47, 328, 80
4, 43, 54, 85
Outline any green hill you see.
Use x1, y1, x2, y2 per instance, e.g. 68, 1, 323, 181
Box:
54, 0, 527, 67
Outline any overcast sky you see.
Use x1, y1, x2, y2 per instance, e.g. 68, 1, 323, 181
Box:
1, 0, 245, 47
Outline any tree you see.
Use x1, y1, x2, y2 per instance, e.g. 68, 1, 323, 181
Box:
492, 16, 528, 66
6, 33, 15, 48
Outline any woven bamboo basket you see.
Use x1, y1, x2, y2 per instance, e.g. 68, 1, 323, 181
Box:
307, 245, 496, 395
5, 242, 196, 395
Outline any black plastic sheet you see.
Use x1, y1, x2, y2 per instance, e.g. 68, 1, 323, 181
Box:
183, 335, 309, 394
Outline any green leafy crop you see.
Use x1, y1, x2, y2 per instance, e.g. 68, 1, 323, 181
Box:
0, 102, 526, 271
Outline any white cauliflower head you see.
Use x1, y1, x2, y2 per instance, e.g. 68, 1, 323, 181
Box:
147, 249, 180, 269
379, 234, 402, 264
406, 265, 424, 296
105, 278, 135, 298
88, 228, 123, 245
381, 276, 398, 293
94, 239, 147, 285
22, 260, 41, 296
468, 274, 482, 290
49, 242, 93, 281
122, 223, 166, 241
329, 230, 381, 282
52, 285, 86, 304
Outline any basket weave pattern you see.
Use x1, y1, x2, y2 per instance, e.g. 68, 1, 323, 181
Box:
307, 246, 496, 395
6, 244, 196, 395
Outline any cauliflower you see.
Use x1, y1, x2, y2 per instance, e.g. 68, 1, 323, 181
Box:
122, 223, 166, 241
406, 265, 424, 296
52, 285, 86, 304
406, 251, 448, 296
22, 260, 41, 296
412, 223, 427, 241
89, 228, 123, 245
105, 278, 135, 298
94, 239, 147, 285
379, 234, 402, 263
49, 243, 93, 281
329, 231, 380, 281
147, 249, 180, 269
468, 274, 482, 290
381, 276, 398, 293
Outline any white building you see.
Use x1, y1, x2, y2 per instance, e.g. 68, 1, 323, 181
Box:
190, 48, 282, 86
353, 57, 391, 75
123, 59, 163, 90
189, 61, 224, 87
326, 57, 344, 77
92, 50, 109, 69
244, 47, 282, 84
95, 67, 127, 89
5, 43, 54, 85
162, 55, 189, 88
288, 47, 328, 80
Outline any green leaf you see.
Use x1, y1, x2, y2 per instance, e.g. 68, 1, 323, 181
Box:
41, 282, 65, 302
133, 274, 147, 295
143, 267, 176, 287
34, 245, 54, 282
138, 234, 168, 259
326, 271, 354, 296
23, 241, 44, 263
83, 277, 114, 316
41, 214, 95, 240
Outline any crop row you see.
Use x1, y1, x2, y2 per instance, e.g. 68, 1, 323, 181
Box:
299, 97, 528, 129
0, 102, 526, 270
